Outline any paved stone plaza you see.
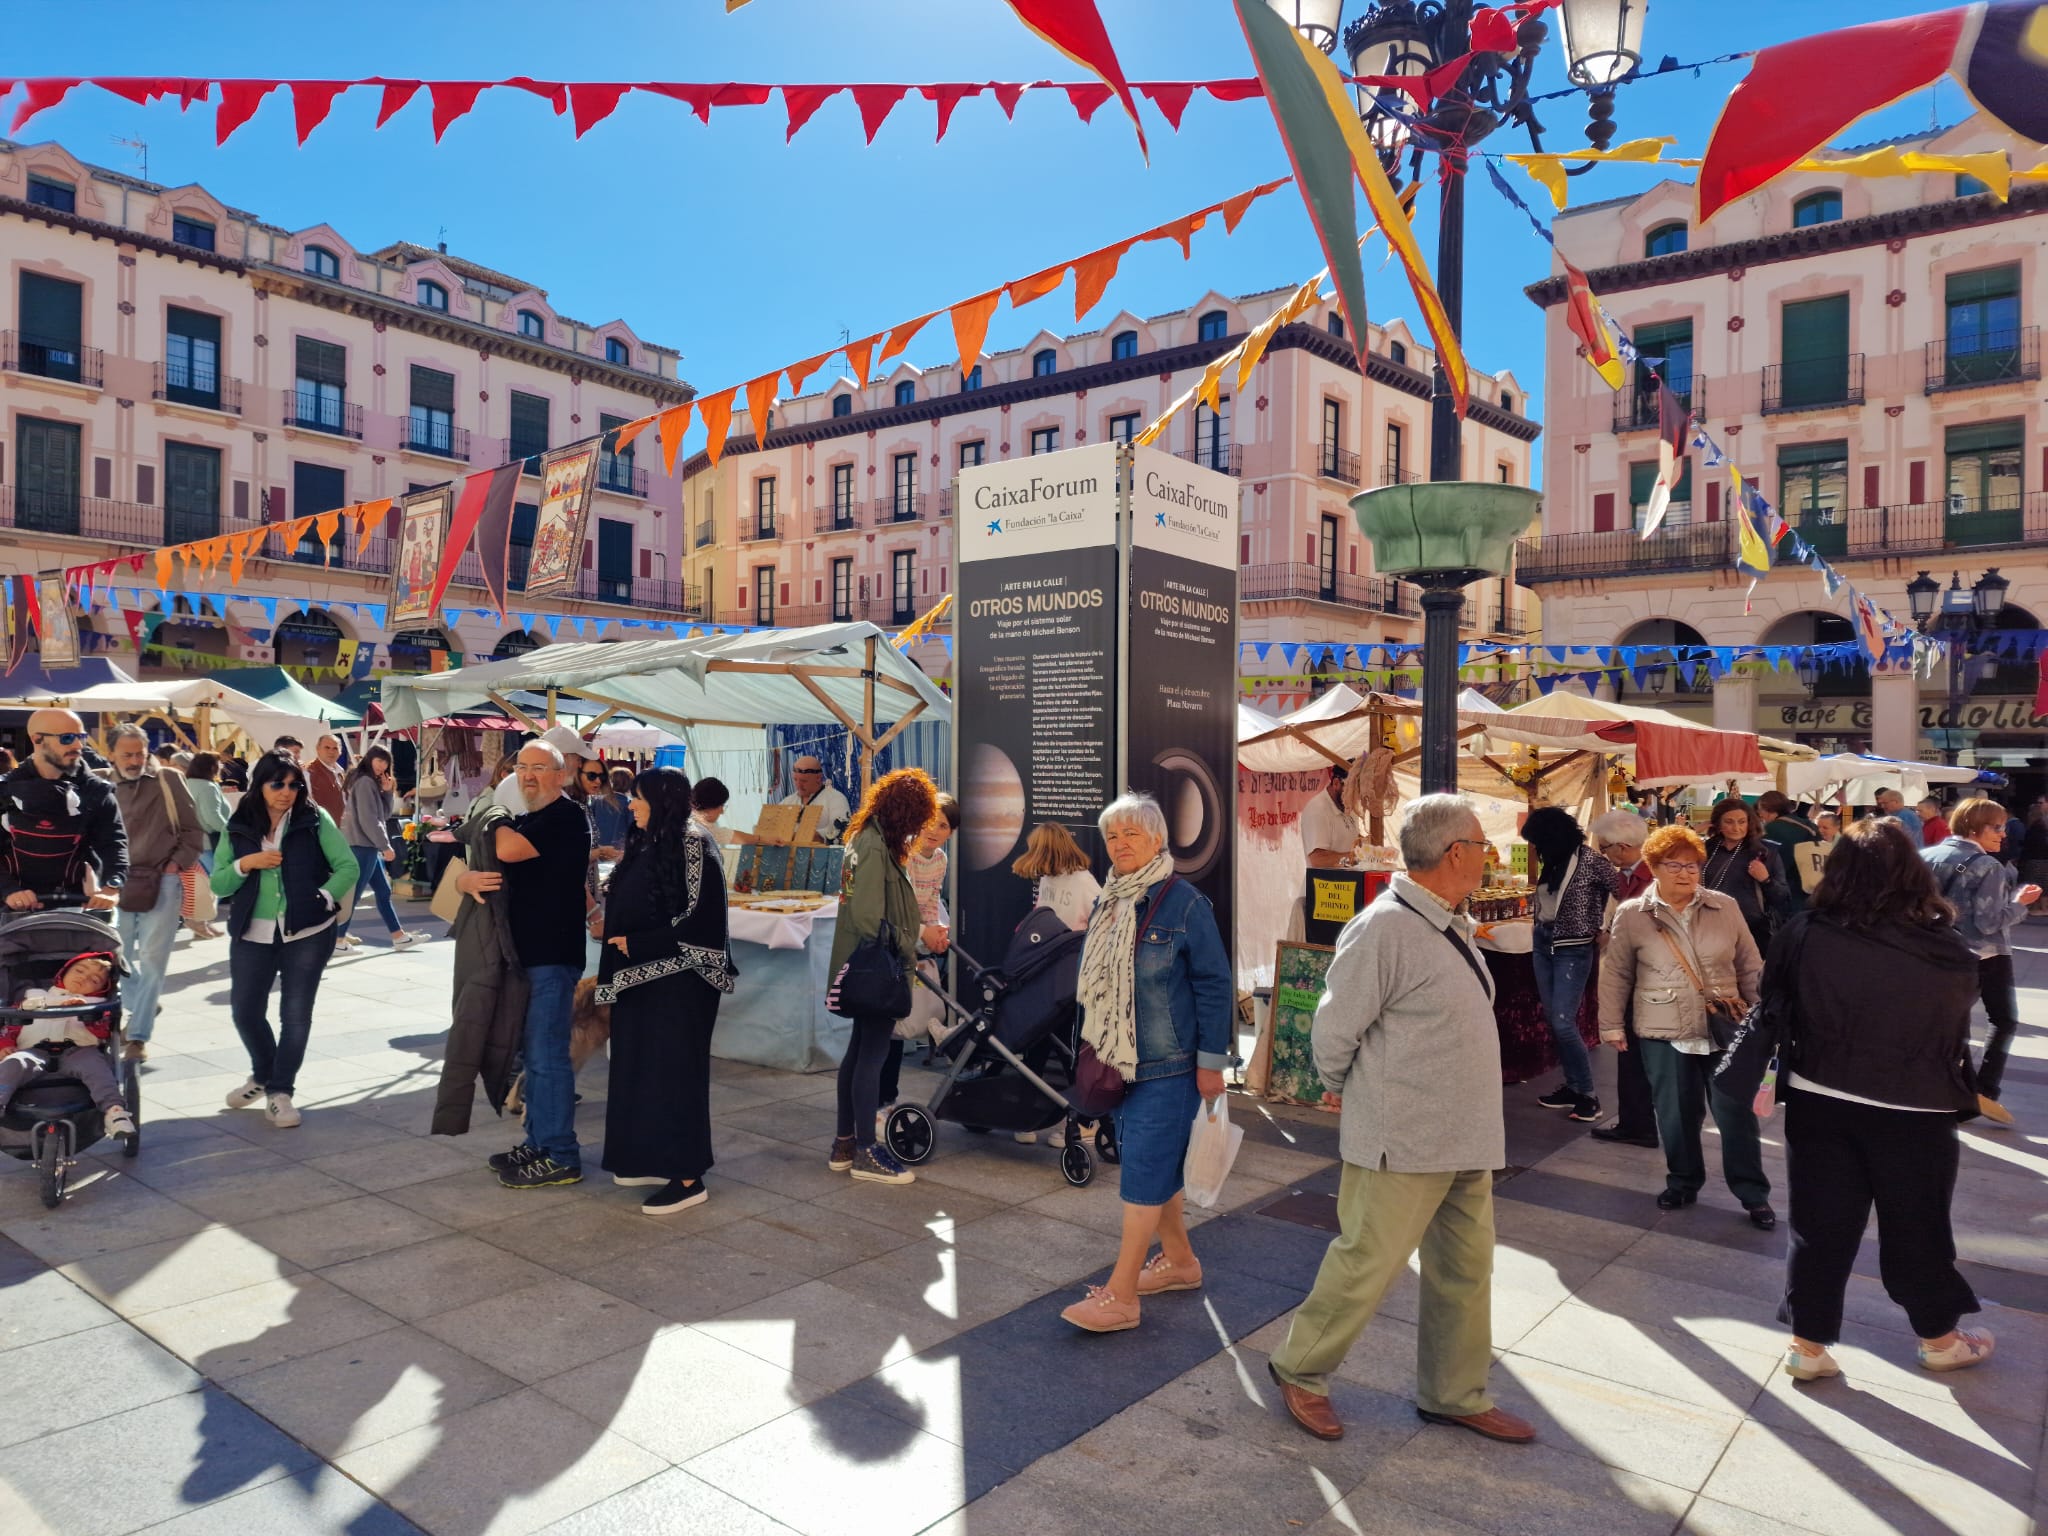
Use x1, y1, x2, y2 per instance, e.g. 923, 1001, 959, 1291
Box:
0, 908, 2042, 1536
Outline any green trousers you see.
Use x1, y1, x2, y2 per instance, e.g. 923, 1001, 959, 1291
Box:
1638, 1038, 1771, 1208
1268, 1162, 1495, 1417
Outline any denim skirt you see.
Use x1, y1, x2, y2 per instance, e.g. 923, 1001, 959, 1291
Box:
1113, 1070, 1201, 1207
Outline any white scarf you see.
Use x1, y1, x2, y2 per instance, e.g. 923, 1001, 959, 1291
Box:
1076, 850, 1175, 1080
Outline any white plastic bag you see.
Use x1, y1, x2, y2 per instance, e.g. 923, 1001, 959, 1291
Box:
1182, 1093, 1244, 1209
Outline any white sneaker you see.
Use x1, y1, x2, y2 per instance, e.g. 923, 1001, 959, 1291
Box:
265, 1093, 302, 1129
102, 1105, 137, 1139
875, 1103, 896, 1139
1012, 1131, 1039, 1145
1782, 1344, 1840, 1381
336, 934, 362, 951
391, 931, 419, 950
1918, 1328, 1994, 1372
611, 1173, 668, 1187
225, 1077, 265, 1110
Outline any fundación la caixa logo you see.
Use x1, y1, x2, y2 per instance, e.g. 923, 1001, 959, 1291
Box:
974, 469, 1102, 537
1143, 469, 1230, 544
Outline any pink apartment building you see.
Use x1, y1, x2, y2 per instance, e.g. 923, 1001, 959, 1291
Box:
1524, 116, 2047, 776
0, 138, 696, 683
679, 286, 1540, 698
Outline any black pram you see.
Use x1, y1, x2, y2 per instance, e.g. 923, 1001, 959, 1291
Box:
881, 908, 1121, 1187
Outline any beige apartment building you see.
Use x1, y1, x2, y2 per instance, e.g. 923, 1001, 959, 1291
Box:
1, 137, 695, 683
1522, 116, 2047, 779
679, 285, 1540, 697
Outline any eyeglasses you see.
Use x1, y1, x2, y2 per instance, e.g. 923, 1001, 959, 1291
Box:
32, 732, 88, 746
1451, 839, 1490, 852
793, 767, 823, 775
1658, 861, 1703, 874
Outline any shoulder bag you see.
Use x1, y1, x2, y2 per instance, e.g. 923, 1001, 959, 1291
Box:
119, 772, 184, 914
1714, 917, 1810, 1110
1655, 923, 1746, 1050
1070, 875, 1180, 1119
826, 856, 917, 1020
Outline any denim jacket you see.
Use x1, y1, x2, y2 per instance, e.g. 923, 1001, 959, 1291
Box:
1132, 877, 1235, 1083
1924, 836, 2027, 958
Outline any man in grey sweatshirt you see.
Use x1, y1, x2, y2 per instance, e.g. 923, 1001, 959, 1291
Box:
1267, 793, 1535, 1448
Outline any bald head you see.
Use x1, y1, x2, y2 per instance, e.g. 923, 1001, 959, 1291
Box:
25, 709, 87, 779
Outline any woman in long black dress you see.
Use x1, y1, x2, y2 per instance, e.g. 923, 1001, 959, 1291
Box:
595, 767, 735, 1214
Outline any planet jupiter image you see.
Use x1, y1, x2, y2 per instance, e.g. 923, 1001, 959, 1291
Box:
963, 743, 1026, 869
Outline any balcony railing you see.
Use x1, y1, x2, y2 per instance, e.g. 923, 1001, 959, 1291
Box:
740, 518, 779, 543
152, 361, 241, 414
1515, 522, 1735, 583
695, 517, 716, 548
406, 423, 471, 461
1, 331, 103, 388
814, 503, 865, 534
1178, 444, 1243, 476
1318, 446, 1362, 485
597, 461, 649, 497
1926, 328, 2040, 393
5, 485, 166, 546
1762, 354, 1865, 414
1377, 463, 1420, 487
1240, 564, 1421, 617
938, 487, 955, 517
881, 492, 929, 524
283, 390, 364, 439
1613, 376, 1704, 433
1487, 605, 1531, 637
581, 574, 698, 612
1844, 494, 2048, 558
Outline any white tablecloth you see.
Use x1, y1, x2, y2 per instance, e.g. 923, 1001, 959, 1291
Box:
726, 898, 840, 951
716, 903, 847, 1072
1473, 917, 1534, 955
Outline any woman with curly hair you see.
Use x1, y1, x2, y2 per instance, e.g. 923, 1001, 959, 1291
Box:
596, 766, 735, 1214
1704, 798, 1790, 956
828, 767, 937, 1184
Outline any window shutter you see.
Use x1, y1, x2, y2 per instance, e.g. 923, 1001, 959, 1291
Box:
1781, 295, 1848, 363
510, 391, 550, 447
233, 481, 249, 520
1777, 439, 1849, 468
1862, 466, 1880, 507
19, 273, 82, 343
1945, 265, 2019, 304
410, 365, 455, 412
1945, 420, 2024, 454
1628, 462, 1657, 507
640, 548, 652, 578
297, 338, 346, 385
138, 465, 156, 503
581, 540, 592, 570
166, 306, 220, 347
1705, 482, 1720, 522
1909, 461, 1926, 502
1593, 492, 1615, 532
94, 457, 111, 498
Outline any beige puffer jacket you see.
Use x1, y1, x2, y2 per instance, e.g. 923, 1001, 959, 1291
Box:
1597, 888, 1761, 1044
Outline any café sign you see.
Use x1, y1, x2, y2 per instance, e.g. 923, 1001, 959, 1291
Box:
1775, 699, 2046, 733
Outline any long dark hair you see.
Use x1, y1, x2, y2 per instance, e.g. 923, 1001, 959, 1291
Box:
1708, 797, 1762, 853
1808, 818, 1953, 930
1521, 806, 1585, 892
228, 751, 307, 836
616, 767, 696, 916
344, 744, 391, 794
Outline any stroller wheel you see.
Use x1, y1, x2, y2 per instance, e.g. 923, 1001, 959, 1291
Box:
1095, 1119, 1120, 1165
1060, 1141, 1093, 1187
885, 1105, 935, 1166
35, 1130, 65, 1209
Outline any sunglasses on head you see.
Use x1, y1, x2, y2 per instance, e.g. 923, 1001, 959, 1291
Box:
34, 732, 88, 746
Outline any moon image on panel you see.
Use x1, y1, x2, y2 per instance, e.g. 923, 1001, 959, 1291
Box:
964, 743, 1026, 869
1151, 747, 1223, 879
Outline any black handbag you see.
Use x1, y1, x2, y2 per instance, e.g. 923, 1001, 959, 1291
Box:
1714, 917, 1810, 1102
827, 917, 912, 1020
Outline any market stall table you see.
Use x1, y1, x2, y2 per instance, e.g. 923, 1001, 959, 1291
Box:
1475, 917, 1600, 1085
718, 896, 847, 1072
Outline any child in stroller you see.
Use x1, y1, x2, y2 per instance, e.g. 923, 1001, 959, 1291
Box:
0, 951, 129, 1137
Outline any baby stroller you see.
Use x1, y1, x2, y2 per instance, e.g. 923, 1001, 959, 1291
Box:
0, 904, 137, 1209
882, 908, 1121, 1188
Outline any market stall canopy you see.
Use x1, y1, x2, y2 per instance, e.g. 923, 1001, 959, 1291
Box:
1780, 752, 1990, 803
1469, 692, 1813, 788
378, 624, 951, 748
208, 666, 362, 726
331, 678, 385, 725
0, 657, 135, 699
0, 677, 328, 751
1236, 685, 1420, 773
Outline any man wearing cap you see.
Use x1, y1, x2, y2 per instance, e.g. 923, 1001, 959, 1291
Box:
777, 756, 851, 843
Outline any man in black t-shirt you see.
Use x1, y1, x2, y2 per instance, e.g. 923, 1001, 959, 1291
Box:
482, 742, 592, 1189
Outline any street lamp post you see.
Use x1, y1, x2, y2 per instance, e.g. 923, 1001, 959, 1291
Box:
1296, 0, 1650, 792
1907, 567, 2009, 765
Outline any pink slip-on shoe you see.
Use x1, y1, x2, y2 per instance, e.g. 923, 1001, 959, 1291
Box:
1136, 1253, 1204, 1294
1060, 1285, 1140, 1333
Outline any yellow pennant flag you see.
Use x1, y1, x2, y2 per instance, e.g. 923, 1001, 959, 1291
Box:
1505, 137, 1678, 210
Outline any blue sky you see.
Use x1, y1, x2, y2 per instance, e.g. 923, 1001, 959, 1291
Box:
5, 0, 1971, 453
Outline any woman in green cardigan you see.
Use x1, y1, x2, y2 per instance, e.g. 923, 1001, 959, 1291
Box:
211, 751, 358, 1129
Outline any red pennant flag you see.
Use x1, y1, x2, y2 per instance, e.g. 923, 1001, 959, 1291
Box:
850, 84, 910, 142
698, 388, 739, 468
95, 77, 165, 106
430, 466, 509, 616
569, 82, 630, 137
1205, 80, 1264, 103
428, 81, 489, 141
782, 84, 841, 141
10, 78, 81, 133
991, 82, 1028, 118
215, 80, 279, 144
503, 77, 567, 114
643, 83, 717, 122
744, 374, 779, 448
1000, 0, 1148, 157
123, 610, 148, 649
174, 78, 211, 110
21, 574, 42, 640
950, 291, 1003, 374
374, 80, 421, 128
1561, 256, 1626, 391
290, 81, 350, 143
471, 464, 526, 620
1139, 82, 1196, 129
1063, 82, 1114, 123
921, 83, 981, 141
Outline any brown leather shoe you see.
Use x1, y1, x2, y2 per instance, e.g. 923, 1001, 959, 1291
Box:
1268, 1361, 1343, 1441
1417, 1406, 1537, 1443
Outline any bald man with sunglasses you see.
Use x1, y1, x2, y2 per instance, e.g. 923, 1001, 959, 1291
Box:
0, 709, 128, 912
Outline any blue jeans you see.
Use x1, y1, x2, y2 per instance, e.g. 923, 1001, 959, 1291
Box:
520, 964, 581, 1165
117, 875, 185, 1043
339, 846, 401, 939
229, 927, 337, 1094
1529, 926, 1597, 1096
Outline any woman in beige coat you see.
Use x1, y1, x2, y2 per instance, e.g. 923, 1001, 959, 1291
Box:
1599, 824, 1773, 1227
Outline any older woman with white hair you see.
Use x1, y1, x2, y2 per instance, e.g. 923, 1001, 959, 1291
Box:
1060, 792, 1233, 1334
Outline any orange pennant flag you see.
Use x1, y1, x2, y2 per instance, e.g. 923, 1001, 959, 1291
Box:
316, 509, 341, 555
698, 388, 738, 467
356, 498, 393, 552
1006, 265, 1068, 308
1148, 210, 1208, 259
1071, 240, 1133, 319
949, 290, 1003, 374
228, 529, 253, 585
879, 315, 935, 366
844, 334, 881, 387
744, 374, 779, 449
658, 402, 693, 476
784, 352, 834, 396
154, 548, 173, 590
611, 415, 653, 455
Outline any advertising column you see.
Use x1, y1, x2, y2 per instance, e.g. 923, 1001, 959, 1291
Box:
1124, 444, 1240, 948
953, 443, 1121, 961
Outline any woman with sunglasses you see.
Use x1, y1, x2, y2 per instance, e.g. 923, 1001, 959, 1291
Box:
337, 745, 418, 952
211, 752, 359, 1128
579, 759, 632, 855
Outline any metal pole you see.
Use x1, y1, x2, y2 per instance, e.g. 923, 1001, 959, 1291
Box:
1419, 579, 1464, 793
1946, 626, 1963, 768
1428, 162, 1466, 485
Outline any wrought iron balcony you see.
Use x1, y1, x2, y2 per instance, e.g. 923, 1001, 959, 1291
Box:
406, 423, 471, 461
4, 485, 165, 546
1762, 354, 1865, 414
1376, 463, 1421, 487
1239, 563, 1420, 617
1613, 375, 1704, 433
1, 331, 103, 388
695, 517, 717, 548
739, 518, 779, 543
153, 361, 241, 414
1319, 445, 1362, 485
1926, 328, 2040, 393
1514, 522, 1735, 583
1177, 444, 1243, 476
813, 503, 865, 534
881, 493, 929, 524
597, 460, 649, 497
283, 389, 364, 439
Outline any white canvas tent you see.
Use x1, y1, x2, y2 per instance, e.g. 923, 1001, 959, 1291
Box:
1466, 691, 1817, 789
1, 677, 329, 753
1780, 752, 1986, 804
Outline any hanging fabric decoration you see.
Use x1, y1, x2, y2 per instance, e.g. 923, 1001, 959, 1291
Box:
949, 291, 1004, 375
998, 0, 1148, 158
698, 388, 739, 468
744, 375, 779, 449
1731, 469, 1773, 582
1562, 256, 1626, 391
657, 403, 693, 476
1638, 385, 1691, 538
1505, 136, 1677, 210
472, 466, 527, 620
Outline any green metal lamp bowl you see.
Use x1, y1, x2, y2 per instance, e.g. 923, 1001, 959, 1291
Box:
1352, 481, 1542, 582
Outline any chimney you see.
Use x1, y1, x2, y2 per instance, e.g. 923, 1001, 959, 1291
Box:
437, 240, 448, 254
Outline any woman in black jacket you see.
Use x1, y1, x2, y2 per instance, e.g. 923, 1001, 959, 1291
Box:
1704, 798, 1790, 955
1768, 818, 1993, 1383
596, 767, 734, 1215
1523, 806, 1626, 1122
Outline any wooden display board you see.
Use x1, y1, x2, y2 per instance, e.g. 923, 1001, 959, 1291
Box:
1262, 940, 1335, 1107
